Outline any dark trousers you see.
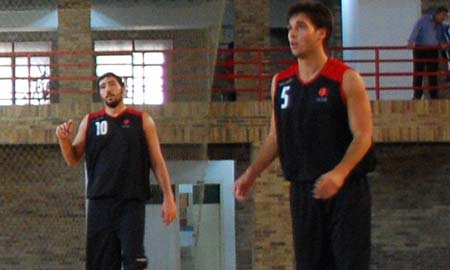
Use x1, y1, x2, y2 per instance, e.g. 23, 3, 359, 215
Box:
86, 199, 147, 270
413, 49, 439, 99
290, 176, 371, 270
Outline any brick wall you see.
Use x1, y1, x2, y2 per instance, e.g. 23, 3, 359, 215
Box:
234, 0, 270, 100
4, 100, 450, 145
0, 145, 85, 269
0, 0, 449, 269
56, 0, 93, 104
370, 144, 450, 270
252, 144, 294, 270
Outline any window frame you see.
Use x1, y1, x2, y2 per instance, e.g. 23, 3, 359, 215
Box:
94, 39, 172, 105
0, 41, 52, 106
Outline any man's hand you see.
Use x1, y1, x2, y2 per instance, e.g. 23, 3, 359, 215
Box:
56, 119, 74, 140
161, 195, 177, 225
233, 172, 256, 202
313, 170, 346, 199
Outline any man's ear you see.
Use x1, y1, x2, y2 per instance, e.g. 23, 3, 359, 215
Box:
317, 28, 327, 42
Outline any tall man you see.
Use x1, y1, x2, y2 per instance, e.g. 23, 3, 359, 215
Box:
408, 6, 449, 99
234, 2, 375, 270
56, 72, 177, 270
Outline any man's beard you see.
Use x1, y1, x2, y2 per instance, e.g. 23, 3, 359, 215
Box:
105, 95, 123, 108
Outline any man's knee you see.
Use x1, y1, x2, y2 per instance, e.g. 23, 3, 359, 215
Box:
123, 257, 148, 270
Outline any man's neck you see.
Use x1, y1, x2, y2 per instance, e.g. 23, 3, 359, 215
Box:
104, 103, 127, 117
297, 50, 328, 82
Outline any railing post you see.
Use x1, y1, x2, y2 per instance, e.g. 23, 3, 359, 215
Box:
27, 53, 31, 104
375, 48, 380, 100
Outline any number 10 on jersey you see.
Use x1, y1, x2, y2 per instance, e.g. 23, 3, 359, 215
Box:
95, 120, 108, 136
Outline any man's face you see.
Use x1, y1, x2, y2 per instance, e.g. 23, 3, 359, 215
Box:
288, 13, 326, 58
98, 76, 124, 108
435, 11, 448, 24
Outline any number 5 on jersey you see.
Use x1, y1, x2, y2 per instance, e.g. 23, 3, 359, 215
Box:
280, 86, 290, 109
95, 120, 108, 136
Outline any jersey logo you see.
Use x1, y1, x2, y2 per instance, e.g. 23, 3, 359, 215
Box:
280, 85, 291, 109
122, 118, 131, 128
316, 87, 329, 103
318, 87, 328, 97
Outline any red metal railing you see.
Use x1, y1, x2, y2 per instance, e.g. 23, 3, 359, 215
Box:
210, 45, 450, 101
331, 45, 450, 100
0, 45, 449, 104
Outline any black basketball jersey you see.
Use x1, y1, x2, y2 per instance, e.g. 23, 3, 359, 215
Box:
85, 108, 151, 200
274, 58, 375, 183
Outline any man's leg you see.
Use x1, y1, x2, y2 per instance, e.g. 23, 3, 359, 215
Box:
290, 182, 333, 270
427, 50, 440, 99
330, 176, 371, 270
119, 200, 148, 270
413, 49, 425, 99
86, 199, 122, 270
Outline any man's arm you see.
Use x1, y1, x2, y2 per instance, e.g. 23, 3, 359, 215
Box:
55, 115, 88, 167
233, 75, 279, 201
313, 69, 373, 199
142, 112, 176, 225
408, 17, 423, 46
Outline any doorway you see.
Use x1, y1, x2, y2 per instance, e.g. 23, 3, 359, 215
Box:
144, 160, 236, 270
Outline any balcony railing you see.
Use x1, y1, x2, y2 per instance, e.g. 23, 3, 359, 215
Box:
0, 45, 449, 104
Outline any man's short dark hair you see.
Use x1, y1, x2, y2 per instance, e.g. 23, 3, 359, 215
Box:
96, 72, 125, 90
436, 6, 449, 14
287, 2, 333, 45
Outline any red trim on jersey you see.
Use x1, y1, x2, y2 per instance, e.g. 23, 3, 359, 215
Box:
321, 58, 349, 82
90, 107, 143, 120
321, 58, 351, 105
124, 107, 143, 117
276, 58, 351, 105
87, 107, 143, 122
274, 63, 297, 101
86, 108, 144, 138
86, 109, 106, 139
298, 59, 326, 86
108, 107, 131, 119
276, 63, 298, 82
88, 108, 106, 121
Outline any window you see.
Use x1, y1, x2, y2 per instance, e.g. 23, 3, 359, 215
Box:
94, 39, 172, 105
0, 41, 51, 105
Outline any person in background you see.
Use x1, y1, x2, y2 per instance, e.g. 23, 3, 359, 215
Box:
442, 18, 450, 83
222, 41, 237, 101
408, 6, 449, 99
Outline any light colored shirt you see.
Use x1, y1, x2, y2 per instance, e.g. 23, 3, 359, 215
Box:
408, 14, 446, 46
